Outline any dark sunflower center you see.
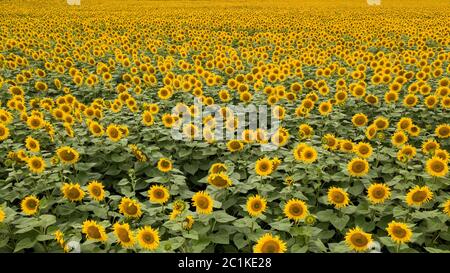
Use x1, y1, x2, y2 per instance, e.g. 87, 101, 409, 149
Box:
373, 188, 385, 199
352, 161, 365, 173
26, 200, 37, 209
196, 196, 209, 209
332, 192, 345, 203
392, 226, 407, 238
143, 233, 154, 244
126, 203, 138, 215
117, 228, 131, 243
412, 191, 427, 202
67, 188, 80, 199
87, 226, 101, 239
351, 233, 368, 247
289, 204, 303, 216
261, 240, 279, 253
251, 201, 262, 211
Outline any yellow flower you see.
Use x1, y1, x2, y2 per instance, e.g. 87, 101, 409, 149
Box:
0, 124, 10, 142
255, 157, 273, 176
226, 139, 244, 152
113, 222, 135, 248
435, 124, 450, 138
351, 113, 368, 127
367, 183, 391, 204
192, 191, 213, 214
182, 215, 195, 230
87, 180, 105, 201
328, 187, 349, 208
391, 130, 408, 147
137, 226, 160, 250
300, 146, 318, 163
425, 156, 448, 177
88, 120, 104, 137
442, 199, 450, 217
141, 110, 154, 126
386, 221, 412, 244
106, 124, 123, 142
26, 115, 44, 130
119, 197, 142, 218
0, 207, 6, 222
148, 185, 170, 204
246, 195, 267, 217
25, 136, 40, 152
27, 156, 46, 174
21, 195, 39, 215
347, 157, 369, 177
82, 220, 108, 242
157, 157, 173, 173
354, 142, 373, 158
56, 146, 80, 164
345, 227, 372, 252
61, 183, 85, 202
209, 163, 227, 174
406, 185, 433, 206
253, 233, 287, 253
284, 199, 308, 222
207, 172, 232, 189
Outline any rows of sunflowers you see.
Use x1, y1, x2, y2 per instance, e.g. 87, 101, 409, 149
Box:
0, 0, 449, 253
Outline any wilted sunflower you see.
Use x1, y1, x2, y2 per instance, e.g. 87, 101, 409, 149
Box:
27, 156, 46, 174
21, 195, 39, 216
192, 191, 213, 214
255, 157, 273, 176
246, 195, 267, 217
119, 197, 142, 218
253, 233, 287, 253
425, 157, 448, 177
82, 220, 108, 242
61, 183, 85, 202
137, 226, 160, 250
328, 187, 350, 208
406, 185, 433, 206
347, 157, 369, 177
87, 180, 105, 201
148, 185, 170, 204
367, 183, 391, 204
386, 221, 412, 244
157, 157, 173, 173
207, 172, 232, 189
56, 146, 80, 164
284, 199, 308, 222
345, 227, 372, 252
113, 222, 135, 248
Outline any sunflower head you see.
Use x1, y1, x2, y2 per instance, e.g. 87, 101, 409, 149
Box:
255, 157, 273, 176
56, 146, 80, 164
253, 233, 287, 253
21, 195, 40, 216
207, 172, 232, 189
157, 158, 173, 173
406, 185, 433, 206
87, 180, 105, 201
119, 197, 142, 218
386, 221, 413, 244
148, 185, 170, 204
82, 220, 108, 242
246, 195, 267, 217
284, 198, 308, 222
347, 157, 369, 177
137, 226, 160, 250
113, 222, 135, 248
367, 183, 391, 204
192, 191, 213, 214
345, 227, 372, 252
328, 187, 350, 209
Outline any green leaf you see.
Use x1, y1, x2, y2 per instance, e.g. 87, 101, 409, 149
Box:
14, 237, 36, 252
270, 219, 292, 232
214, 211, 236, 223
330, 215, 349, 231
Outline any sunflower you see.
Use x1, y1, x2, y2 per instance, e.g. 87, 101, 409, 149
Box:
253, 233, 287, 253
255, 157, 273, 176
391, 130, 408, 147
434, 149, 449, 162
87, 180, 105, 201
157, 157, 173, 173
113, 222, 135, 248
397, 118, 413, 131
182, 215, 195, 230
209, 163, 227, 174
119, 197, 142, 218
406, 186, 433, 206
442, 199, 450, 217
318, 101, 332, 116
27, 156, 46, 174
284, 199, 308, 222
226, 139, 244, 152
345, 227, 372, 252
137, 226, 160, 250
161, 113, 175, 128
141, 111, 154, 126
61, 183, 85, 202
340, 140, 354, 153
246, 195, 267, 217
148, 185, 170, 204
298, 124, 314, 139
207, 172, 232, 189
373, 117, 389, 130
88, 120, 104, 137
26, 116, 44, 130
106, 124, 122, 142
56, 146, 80, 164
21, 195, 39, 215
386, 221, 412, 244
25, 136, 40, 152
365, 124, 377, 140
328, 187, 350, 208
435, 124, 450, 139
425, 157, 448, 177
82, 220, 108, 242
0, 208, 5, 223
354, 142, 373, 158
192, 191, 213, 214
301, 146, 318, 163
367, 183, 391, 204
408, 125, 421, 137
352, 113, 369, 127
397, 144, 417, 161
0, 124, 11, 142
347, 157, 369, 177
323, 134, 338, 150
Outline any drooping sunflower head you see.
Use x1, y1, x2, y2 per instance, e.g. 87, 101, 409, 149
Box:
61, 182, 85, 202
367, 183, 391, 204
157, 157, 173, 173
148, 185, 170, 204
137, 226, 160, 250
87, 180, 105, 201
207, 172, 232, 189
406, 185, 433, 206
284, 198, 308, 222
209, 163, 227, 174
386, 221, 412, 244
82, 220, 108, 242
56, 146, 80, 164
21, 195, 39, 216
425, 156, 448, 177
192, 191, 213, 215
328, 187, 350, 209
345, 226, 372, 252
113, 222, 135, 248
246, 195, 267, 217
118, 197, 142, 218
347, 157, 369, 177
255, 157, 273, 176
253, 233, 287, 253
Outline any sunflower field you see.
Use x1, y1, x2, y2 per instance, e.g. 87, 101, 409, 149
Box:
0, 0, 449, 254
